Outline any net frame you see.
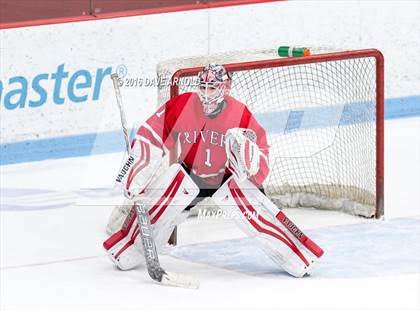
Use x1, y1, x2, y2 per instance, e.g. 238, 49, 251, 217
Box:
162, 49, 384, 218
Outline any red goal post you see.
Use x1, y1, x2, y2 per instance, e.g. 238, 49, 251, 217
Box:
158, 49, 384, 218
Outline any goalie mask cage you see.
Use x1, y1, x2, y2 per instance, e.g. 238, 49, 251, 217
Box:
157, 49, 384, 218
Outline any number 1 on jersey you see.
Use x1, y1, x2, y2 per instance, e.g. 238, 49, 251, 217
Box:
204, 149, 212, 167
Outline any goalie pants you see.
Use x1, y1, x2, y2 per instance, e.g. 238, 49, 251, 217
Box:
181, 162, 265, 211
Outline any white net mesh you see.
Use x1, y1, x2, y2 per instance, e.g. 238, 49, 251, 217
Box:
156, 48, 380, 218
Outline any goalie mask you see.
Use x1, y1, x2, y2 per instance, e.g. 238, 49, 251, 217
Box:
197, 64, 231, 116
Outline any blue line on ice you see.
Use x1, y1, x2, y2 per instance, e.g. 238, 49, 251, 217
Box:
1, 95, 419, 165
0, 187, 121, 211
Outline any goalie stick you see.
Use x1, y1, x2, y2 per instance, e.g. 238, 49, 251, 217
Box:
110, 73, 199, 289
110, 74, 131, 154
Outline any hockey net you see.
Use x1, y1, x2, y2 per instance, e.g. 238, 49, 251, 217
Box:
156, 48, 384, 218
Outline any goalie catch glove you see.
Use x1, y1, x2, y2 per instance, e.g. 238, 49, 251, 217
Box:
225, 127, 261, 181
115, 138, 163, 199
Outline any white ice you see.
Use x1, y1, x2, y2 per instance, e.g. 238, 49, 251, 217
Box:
1, 117, 419, 310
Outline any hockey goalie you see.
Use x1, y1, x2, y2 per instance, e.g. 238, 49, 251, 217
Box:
103, 64, 324, 277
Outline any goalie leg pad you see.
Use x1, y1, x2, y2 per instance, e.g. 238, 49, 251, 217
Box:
103, 164, 199, 270
103, 205, 143, 270
106, 198, 133, 235
212, 177, 324, 277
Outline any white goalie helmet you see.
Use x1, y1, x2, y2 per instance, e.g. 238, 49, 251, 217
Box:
197, 64, 231, 116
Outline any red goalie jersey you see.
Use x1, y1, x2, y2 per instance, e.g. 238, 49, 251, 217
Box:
135, 92, 270, 187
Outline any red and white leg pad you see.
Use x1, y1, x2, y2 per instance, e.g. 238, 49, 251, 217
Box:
103, 164, 199, 270
212, 177, 324, 277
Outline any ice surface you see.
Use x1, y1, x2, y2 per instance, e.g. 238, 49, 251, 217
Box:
169, 218, 420, 278
1, 117, 419, 309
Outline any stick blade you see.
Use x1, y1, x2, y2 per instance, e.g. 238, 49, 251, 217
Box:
160, 271, 200, 289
